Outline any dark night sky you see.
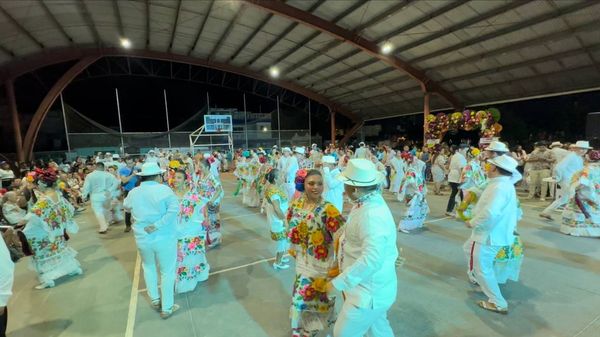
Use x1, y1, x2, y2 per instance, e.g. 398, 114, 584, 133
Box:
2, 57, 598, 154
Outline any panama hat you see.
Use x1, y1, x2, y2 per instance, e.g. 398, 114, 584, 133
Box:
488, 155, 519, 176
136, 162, 166, 176
486, 141, 509, 153
336, 158, 385, 187
112, 154, 120, 159
571, 140, 592, 149
282, 147, 291, 153
322, 155, 336, 164
549, 141, 563, 148
294, 147, 306, 155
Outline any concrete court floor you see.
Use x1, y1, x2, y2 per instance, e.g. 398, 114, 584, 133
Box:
6, 173, 600, 337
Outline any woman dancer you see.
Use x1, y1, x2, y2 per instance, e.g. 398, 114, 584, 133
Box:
287, 170, 345, 337
262, 169, 290, 270
19, 169, 82, 289
397, 152, 429, 233
561, 150, 600, 237
172, 169, 210, 294
196, 159, 224, 249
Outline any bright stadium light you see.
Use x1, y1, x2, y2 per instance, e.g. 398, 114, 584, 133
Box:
269, 66, 280, 78
381, 41, 393, 55
120, 38, 132, 49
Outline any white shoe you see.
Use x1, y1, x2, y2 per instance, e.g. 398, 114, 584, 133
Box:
69, 267, 83, 276
272, 262, 290, 270
540, 198, 546, 201
35, 281, 55, 290
399, 228, 410, 234
281, 256, 290, 263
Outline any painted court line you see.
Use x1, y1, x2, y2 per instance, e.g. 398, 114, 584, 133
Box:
573, 313, 600, 337
125, 253, 142, 337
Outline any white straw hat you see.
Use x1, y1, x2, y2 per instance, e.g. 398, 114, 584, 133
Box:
572, 140, 592, 149
488, 155, 519, 176
294, 147, 306, 155
336, 158, 385, 186
282, 147, 292, 153
549, 141, 563, 148
136, 162, 166, 176
486, 141, 509, 153
322, 155, 336, 164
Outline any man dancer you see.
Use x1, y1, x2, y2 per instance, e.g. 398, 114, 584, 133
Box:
82, 162, 120, 234
354, 142, 370, 159
446, 144, 468, 216
525, 142, 554, 201
321, 155, 344, 212
540, 140, 591, 220
123, 162, 179, 319
327, 159, 398, 337
119, 157, 138, 233
281, 147, 298, 201
465, 155, 520, 314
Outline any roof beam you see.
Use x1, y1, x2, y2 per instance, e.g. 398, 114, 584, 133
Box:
38, 0, 73, 43
78, 0, 102, 46
0, 44, 15, 58
293, 0, 467, 82
168, 0, 182, 53
208, 4, 246, 60
229, 13, 273, 62
246, 0, 326, 66
188, 0, 214, 56
242, 0, 461, 108
112, 0, 125, 37
145, 0, 150, 46
314, 0, 526, 88
259, 0, 367, 72
0, 4, 45, 49
410, 0, 597, 65
442, 43, 600, 85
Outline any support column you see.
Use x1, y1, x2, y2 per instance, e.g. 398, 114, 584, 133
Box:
330, 110, 336, 146
5, 79, 24, 162
423, 91, 430, 146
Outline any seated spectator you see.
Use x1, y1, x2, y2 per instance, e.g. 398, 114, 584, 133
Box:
1, 191, 27, 227
0, 162, 15, 189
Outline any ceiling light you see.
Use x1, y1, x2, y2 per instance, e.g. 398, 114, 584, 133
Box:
381, 42, 393, 55
120, 38, 132, 49
269, 66, 280, 78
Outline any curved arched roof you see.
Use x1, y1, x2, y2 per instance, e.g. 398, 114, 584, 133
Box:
1, 0, 599, 121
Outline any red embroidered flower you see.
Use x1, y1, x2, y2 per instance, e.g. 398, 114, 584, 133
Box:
303, 285, 316, 301
325, 217, 339, 233
289, 227, 301, 244
314, 245, 329, 260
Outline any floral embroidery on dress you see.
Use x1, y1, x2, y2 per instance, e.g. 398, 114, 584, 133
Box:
176, 263, 208, 281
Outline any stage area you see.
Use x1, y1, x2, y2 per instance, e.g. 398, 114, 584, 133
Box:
6, 173, 600, 337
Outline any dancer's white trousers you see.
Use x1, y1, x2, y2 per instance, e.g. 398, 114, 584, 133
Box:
333, 301, 394, 337
90, 193, 109, 232
137, 236, 177, 312
542, 180, 570, 215
464, 240, 507, 309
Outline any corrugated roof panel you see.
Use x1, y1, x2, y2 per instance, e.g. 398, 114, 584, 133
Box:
312, 0, 363, 22
364, 3, 429, 41
560, 54, 593, 69
545, 37, 583, 54
576, 29, 600, 45
533, 60, 564, 74
513, 1, 552, 19
507, 67, 536, 79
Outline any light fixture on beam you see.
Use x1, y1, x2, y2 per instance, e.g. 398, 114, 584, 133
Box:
120, 38, 132, 49
381, 41, 393, 55
269, 66, 280, 78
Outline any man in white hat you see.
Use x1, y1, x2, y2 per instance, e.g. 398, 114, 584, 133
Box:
321, 155, 344, 212
82, 162, 121, 234
123, 162, 179, 319
549, 141, 569, 163
327, 159, 398, 337
525, 142, 554, 201
354, 141, 370, 159
540, 140, 591, 220
295, 146, 313, 169
388, 150, 405, 194
483, 141, 523, 185
465, 155, 520, 314
279, 147, 298, 200
145, 150, 159, 164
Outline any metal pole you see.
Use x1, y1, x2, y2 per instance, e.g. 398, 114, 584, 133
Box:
206, 92, 210, 113
5, 80, 24, 162
277, 95, 281, 148
423, 91, 430, 146
243, 93, 248, 149
59, 93, 71, 153
115, 88, 125, 154
163, 89, 172, 148
308, 99, 312, 146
